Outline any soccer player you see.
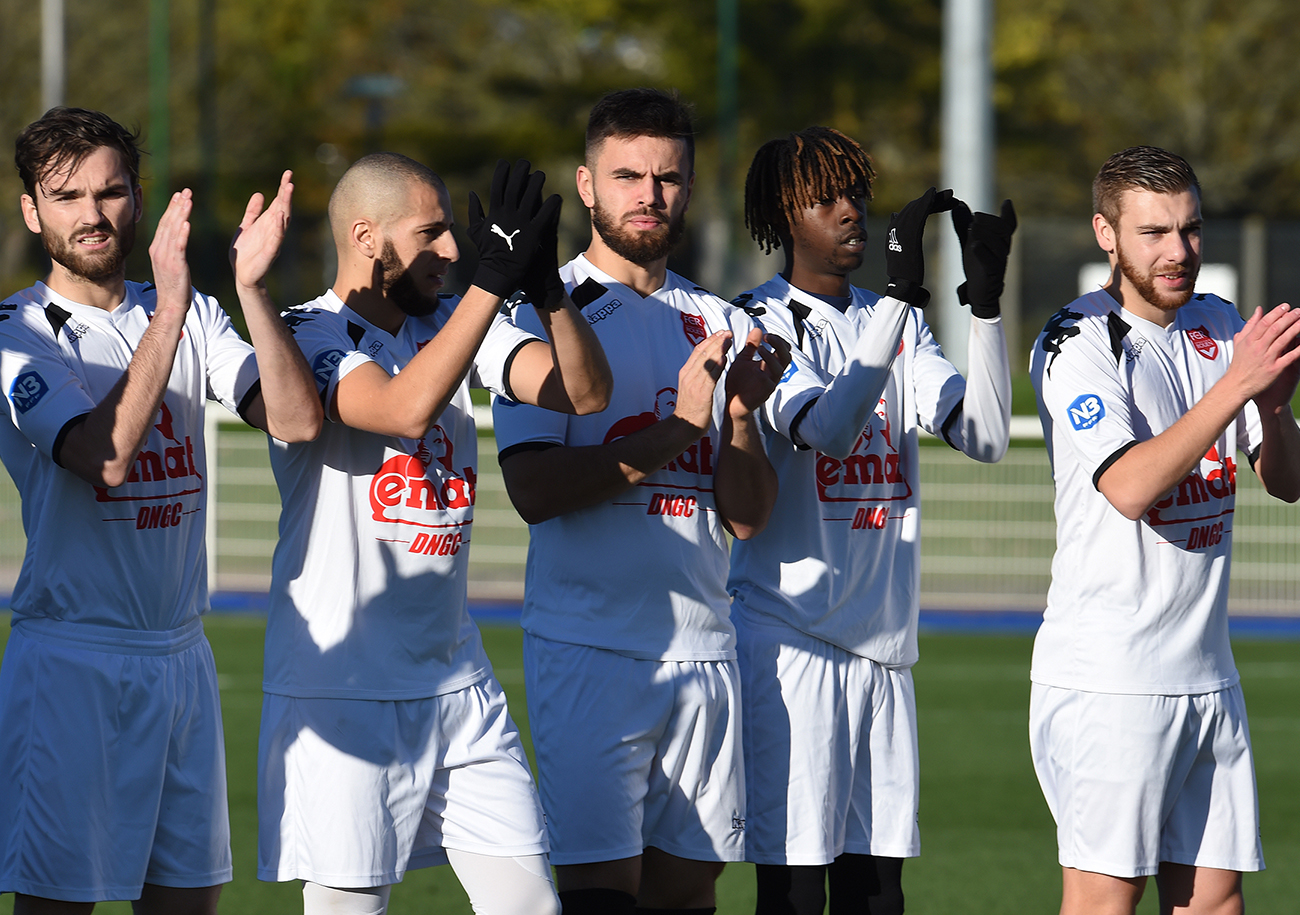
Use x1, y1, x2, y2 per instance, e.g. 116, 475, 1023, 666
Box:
491, 88, 786, 915
1028, 146, 1300, 915
727, 126, 1014, 915
0, 107, 322, 914
257, 152, 611, 915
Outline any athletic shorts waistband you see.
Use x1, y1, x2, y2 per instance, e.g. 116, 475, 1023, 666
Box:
11, 615, 207, 655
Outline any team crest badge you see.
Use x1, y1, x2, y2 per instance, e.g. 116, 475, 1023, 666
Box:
681, 312, 707, 346
1187, 326, 1218, 360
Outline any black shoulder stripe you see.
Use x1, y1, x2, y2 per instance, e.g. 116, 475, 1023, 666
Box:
498, 440, 559, 464
501, 339, 534, 404
788, 396, 819, 450
1092, 440, 1138, 491
1247, 444, 1261, 472
346, 321, 366, 348
45, 303, 72, 337
788, 298, 813, 350
940, 397, 965, 450
1107, 311, 1130, 366
570, 278, 608, 310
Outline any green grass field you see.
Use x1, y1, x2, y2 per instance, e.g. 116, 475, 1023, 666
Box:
3, 618, 1300, 914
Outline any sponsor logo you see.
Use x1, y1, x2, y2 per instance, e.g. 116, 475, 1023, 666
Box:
312, 349, 346, 389
814, 397, 912, 506
1145, 444, 1238, 531
887, 228, 903, 253
1067, 394, 1105, 430
647, 493, 696, 517
1125, 336, 1147, 364
780, 361, 797, 383
409, 531, 463, 556
136, 502, 185, 529
10, 371, 48, 414
1040, 307, 1084, 372
369, 430, 476, 527
67, 321, 90, 340
1186, 522, 1224, 550
732, 814, 746, 831
490, 224, 521, 250
852, 506, 889, 529
1187, 326, 1219, 360
681, 312, 708, 346
367, 341, 384, 357
587, 299, 624, 324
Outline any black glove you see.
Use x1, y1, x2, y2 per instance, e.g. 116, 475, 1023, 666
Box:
520, 191, 566, 312
467, 159, 556, 298
884, 187, 957, 307
952, 198, 1017, 319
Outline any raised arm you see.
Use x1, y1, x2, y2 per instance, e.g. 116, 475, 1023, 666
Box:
1249, 304, 1300, 502
1098, 303, 1300, 519
229, 171, 323, 443
57, 190, 194, 487
500, 330, 734, 524
713, 326, 784, 539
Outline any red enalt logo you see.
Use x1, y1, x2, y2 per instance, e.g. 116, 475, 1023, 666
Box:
1187, 326, 1218, 360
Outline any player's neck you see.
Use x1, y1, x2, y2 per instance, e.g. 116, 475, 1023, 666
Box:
333, 275, 405, 336
1103, 278, 1179, 329
43, 264, 127, 312
783, 258, 851, 299
584, 235, 668, 298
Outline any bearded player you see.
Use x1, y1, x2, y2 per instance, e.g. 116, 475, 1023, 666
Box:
491, 88, 786, 915
726, 127, 1013, 914
1029, 146, 1300, 915
257, 152, 610, 915
0, 107, 321, 914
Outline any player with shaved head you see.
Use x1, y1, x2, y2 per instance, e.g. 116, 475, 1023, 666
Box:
257, 152, 610, 915
1029, 146, 1300, 915
0, 106, 321, 914
728, 126, 1013, 914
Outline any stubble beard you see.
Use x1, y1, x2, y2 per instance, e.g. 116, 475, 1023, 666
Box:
42, 219, 134, 284
591, 195, 686, 267
381, 239, 440, 317
1117, 241, 1198, 313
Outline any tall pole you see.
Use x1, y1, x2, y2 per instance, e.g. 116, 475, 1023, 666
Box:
41, 0, 65, 113
939, 0, 994, 372
710, 0, 739, 294
148, 0, 171, 230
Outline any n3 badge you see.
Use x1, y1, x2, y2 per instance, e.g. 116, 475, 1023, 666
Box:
1068, 393, 1105, 431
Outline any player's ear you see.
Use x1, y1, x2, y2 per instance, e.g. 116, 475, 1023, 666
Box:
1093, 212, 1116, 255
576, 165, 595, 209
351, 219, 378, 259
682, 171, 696, 212
132, 184, 144, 223
20, 194, 42, 235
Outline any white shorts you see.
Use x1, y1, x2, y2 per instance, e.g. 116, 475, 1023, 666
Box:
1030, 683, 1264, 878
258, 675, 548, 886
736, 610, 920, 865
0, 617, 232, 903
524, 634, 745, 866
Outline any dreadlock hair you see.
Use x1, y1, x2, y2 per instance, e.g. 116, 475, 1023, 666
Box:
586, 88, 695, 169
15, 107, 143, 199
1093, 146, 1200, 229
744, 126, 876, 255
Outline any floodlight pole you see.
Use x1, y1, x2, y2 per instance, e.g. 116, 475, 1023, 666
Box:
715, 0, 739, 293
148, 0, 171, 230
939, 0, 995, 373
41, 0, 65, 113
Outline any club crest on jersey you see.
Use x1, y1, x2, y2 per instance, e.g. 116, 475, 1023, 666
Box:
681, 312, 708, 346
10, 371, 48, 414
1186, 326, 1219, 360
1067, 394, 1105, 431
312, 349, 346, 389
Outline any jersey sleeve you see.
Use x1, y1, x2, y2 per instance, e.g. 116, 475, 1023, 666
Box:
1036, 318, 1139, 486
0, 311, 96, 459
490, 303, 568, 454
190, 290, 260, 418
471, 308, 543, 400
281, 305, 374, 421
920, 314, 1011, 461
750, 301, 833, 446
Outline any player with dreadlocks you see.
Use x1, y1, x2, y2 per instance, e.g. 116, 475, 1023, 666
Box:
727, 126, 1015, 914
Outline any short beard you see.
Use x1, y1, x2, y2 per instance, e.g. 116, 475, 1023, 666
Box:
1117, 242, 1198, 313
42, 219, 134, 283
381, 239, 439, 317
591, 196, 686, 267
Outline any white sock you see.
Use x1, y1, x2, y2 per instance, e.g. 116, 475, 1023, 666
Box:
446, 849, 561, 915
302, 882, 393, 915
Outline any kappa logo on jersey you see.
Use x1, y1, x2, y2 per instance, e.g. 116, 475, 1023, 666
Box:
369, 426, 476, 531
887, 228, 903, 253
1067, 394, 1105, 430
587, 299, 624, 324
1187, 326, 1219, 360
681, 312, 708, 346
0, 301, 18, 321
312, 349, 346, 390
1041, 308, 1083, 373
10, 371, 48, 414
814, 397, 912, 509
1146, 443, 1238, 538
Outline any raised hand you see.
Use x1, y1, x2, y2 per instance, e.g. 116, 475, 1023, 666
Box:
148, 188, 194, 313
884, 186, 958, 307
952, 198, 1017, 319
725, 327, 787, 420
230, 170, 294, 291
1233, 303, 1300, 413
467, 159, 561, 299
520, 189, 567, 312
674, 330, 733, 432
